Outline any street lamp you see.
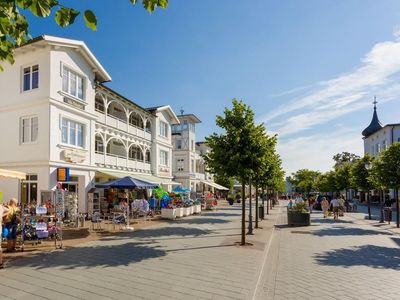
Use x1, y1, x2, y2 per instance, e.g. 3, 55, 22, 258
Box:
365, 162, 372, 220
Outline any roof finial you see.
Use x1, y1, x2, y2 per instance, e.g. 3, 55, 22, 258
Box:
180, 107, 184, 115
373, 96, 378, 110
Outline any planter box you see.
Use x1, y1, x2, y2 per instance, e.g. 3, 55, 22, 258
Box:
189, 206, 194, 215
193, 205, 201, 214
161, 208, 176, 220
287, 211, 310, 226
175, 207, 183, 218
182, 207, 190, 217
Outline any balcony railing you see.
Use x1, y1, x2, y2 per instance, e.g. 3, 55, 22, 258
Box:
95, 110, 151, 141
95, 152, 151, 172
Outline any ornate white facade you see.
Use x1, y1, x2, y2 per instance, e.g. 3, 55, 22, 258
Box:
0, 35, 179, 212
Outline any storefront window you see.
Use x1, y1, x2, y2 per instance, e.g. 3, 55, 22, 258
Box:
21, 174, 38, 205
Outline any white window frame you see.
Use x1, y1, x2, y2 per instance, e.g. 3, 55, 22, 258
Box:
21, 64, 39, 92
177, 158, 184, 171
61, 63, 86, 101
160, 150, 169, 166
159, 121, 168, 138
20, 115, 38, 144
61, 117, 85, 148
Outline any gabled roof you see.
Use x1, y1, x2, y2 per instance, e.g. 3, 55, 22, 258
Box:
147, 105, 180, 124
17, 35, 111, 82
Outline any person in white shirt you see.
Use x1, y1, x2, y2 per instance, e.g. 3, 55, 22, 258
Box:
330, 197, 340, 220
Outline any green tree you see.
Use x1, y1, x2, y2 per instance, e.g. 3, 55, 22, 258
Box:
369, 143, 400, 227
289, 169, 320, 196
314, 171, 336, 193
204, 99, 261, 245
333, 152, 360, 169
350, 154, 374, 192
0, 0, 168, 70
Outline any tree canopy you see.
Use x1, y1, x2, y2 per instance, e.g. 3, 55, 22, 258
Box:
0, 0, 168, 70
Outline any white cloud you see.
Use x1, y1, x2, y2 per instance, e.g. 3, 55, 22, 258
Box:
260, 35, 400, 137
277, 129, 363, 176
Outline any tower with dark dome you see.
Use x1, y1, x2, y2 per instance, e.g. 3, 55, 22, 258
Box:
362, 97, 384, 138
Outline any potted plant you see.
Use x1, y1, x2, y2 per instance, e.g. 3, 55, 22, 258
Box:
227, 195, 234, 205
161, 206, 177, 220
287, 202, 310, 226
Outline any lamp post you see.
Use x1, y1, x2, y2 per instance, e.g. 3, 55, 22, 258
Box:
365, 162, 372, 220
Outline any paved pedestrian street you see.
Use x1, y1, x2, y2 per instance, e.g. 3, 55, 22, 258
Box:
1, 203, 400, 300
256, 202, 400, 300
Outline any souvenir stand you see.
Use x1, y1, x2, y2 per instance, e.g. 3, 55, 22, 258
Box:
0, 169, 26, 251
96, 176, 159, 230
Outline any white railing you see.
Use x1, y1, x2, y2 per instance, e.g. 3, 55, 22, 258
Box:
95, 152, 105, 165
95, 110, 106, 123
195, 173, 205, 180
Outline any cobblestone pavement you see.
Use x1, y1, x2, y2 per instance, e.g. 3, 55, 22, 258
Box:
0, 205, 280, 300
256, 202, 400, 300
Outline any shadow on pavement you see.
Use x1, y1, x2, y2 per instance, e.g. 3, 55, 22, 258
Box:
314, 245, 400, 270
175, 217, 231, 225
313, 227, 393, 237
10, 242, 166, 270
99, 226, 214, 241
312, 218, 354, 224
201, 213, 239, 217
391, 237, 400, 247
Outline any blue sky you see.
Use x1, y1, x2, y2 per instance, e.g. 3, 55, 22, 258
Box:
26, 0, 400, 175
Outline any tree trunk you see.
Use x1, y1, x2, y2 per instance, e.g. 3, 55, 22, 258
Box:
266, 188, 269, 215
241, 181, 246, 245
396, 188, 399, 228
261, 186, 265, 219
255, 183, 259, 228
248, 180, 253, 235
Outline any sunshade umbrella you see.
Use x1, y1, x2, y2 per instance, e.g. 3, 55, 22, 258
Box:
96, 176, 159, 230
173, 186, 190, 193
96, 176, 159, 189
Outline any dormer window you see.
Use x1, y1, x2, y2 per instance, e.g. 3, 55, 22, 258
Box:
62, 65, 85, 100
23, 65, 39, 92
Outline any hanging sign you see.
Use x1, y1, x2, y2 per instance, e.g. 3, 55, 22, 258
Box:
57, 168, 70, 182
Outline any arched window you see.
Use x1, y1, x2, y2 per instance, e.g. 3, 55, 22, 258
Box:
107, 101, 126, 121
145, 149, 151, 163
129, 145, 143, 161
145, 120, 152, 133
129, 112, 144, 129
95, 135, 104, 153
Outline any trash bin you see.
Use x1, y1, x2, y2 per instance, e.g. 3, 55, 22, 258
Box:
383, 207, 392, 223
259, 205, 264, 220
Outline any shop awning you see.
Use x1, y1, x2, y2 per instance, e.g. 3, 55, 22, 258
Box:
0, 169, 26, 180
200, 180, 229, 191
97, 170, 180, 186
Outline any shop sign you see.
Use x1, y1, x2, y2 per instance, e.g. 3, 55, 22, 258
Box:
55, 189, 65, 219
57, 167, 70, 182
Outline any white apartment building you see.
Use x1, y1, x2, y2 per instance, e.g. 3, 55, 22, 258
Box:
0, 35, 179, 212
362, 102, 400, 156
362, 101, 400, 201
171, 113, 227, 192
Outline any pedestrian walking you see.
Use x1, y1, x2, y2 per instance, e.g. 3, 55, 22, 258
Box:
0, 203, 10, 268
288, 199, 294, 209
4, 198, 20, 252
321, 197, 330, 218
331, 197, 340, 220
